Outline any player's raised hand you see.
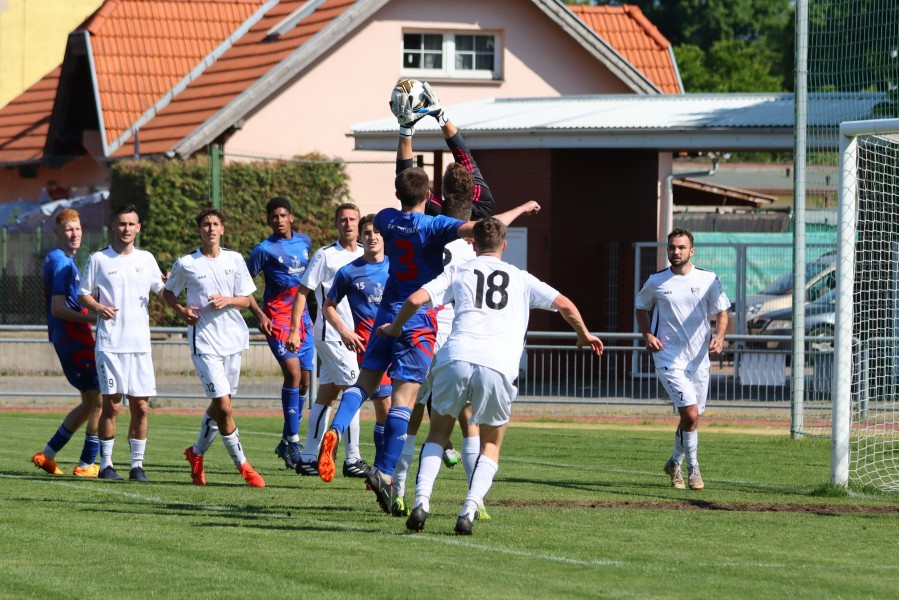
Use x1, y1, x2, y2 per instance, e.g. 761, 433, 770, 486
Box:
519, 200, 541, 215
420, 82, 445, 122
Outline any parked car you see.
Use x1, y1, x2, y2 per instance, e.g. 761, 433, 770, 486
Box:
744, 253, 837, 321
746, 288, 836, 350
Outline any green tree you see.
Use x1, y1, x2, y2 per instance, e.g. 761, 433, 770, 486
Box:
583, 0, 794, 92
676, 40, 783, 93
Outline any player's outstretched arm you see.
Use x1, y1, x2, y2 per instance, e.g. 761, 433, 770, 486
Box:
457, 201, 540, 238
635, 308, 663, 352
377, 288, 431, 338
553, 294, 603, 356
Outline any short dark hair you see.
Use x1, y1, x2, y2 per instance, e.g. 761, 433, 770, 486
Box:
112, 203, 140, 221
335, 203, 360, 221
195, 207, 225, 227
266, 196, 292, 215
395, 168, 430, 209
359, 213, 375, 232
667, 228, 694, 247
473, 217, 506, 253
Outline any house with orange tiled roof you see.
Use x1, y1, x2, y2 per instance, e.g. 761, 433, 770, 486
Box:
0, 0, 680, 208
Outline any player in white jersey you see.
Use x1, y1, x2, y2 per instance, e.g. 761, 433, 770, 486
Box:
379, 217, 604, 534
286, 203, 369, 477
390, 192, 484, 517
635, 228, 730, 491
78, 204, 166, 482
163, 208, 265, 488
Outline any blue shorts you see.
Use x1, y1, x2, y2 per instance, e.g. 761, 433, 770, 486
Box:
53, 337, 100, 392
266, 321, 315, 372
362, 309, 437, 383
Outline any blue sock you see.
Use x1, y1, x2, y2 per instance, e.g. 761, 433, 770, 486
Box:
48, 425, 74, 454
281, 386, 300, 438
373, 423, 385, 466
330, 385, 367, 435
80, 434, 100, 465
375, 406, 412, 475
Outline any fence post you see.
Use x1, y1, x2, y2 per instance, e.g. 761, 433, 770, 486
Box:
211, 144, 223, 210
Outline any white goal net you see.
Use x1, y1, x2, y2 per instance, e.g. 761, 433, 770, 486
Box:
834, 119, 899, 491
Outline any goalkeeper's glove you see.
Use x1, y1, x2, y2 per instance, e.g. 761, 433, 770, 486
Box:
399, 124, 414, 139
420, 82, 448, 126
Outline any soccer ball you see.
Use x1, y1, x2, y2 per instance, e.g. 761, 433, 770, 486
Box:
390, 78, 431, 125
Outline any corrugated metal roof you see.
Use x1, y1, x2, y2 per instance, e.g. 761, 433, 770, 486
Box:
350, 93, 891, 152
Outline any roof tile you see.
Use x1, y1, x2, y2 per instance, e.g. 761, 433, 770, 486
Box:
568, 4, 681, 94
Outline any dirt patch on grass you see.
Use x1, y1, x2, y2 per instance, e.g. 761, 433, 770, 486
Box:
496, 499, 899, 514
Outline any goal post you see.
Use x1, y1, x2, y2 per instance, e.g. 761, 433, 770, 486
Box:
834, 118, 899, 490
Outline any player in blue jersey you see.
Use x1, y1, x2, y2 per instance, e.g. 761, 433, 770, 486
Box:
32, 209, 102, 477
246, 197, 314, 470
321, 215, 393, 467
316, 126, 540, 511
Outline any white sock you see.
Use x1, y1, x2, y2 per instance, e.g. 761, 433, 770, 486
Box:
100, 438, 115, 470
194, 412, 219, 455
672, 428, 685, 465
683, 430, 699, 471
301, 403, 330, 461
129, 438, 146, 469
393, 434, 417, 498
222, 429, 247, 468
462, 455, 498, 520
413, 442, 444, 513
462, 436, 480, 483
345, 409, 361, 462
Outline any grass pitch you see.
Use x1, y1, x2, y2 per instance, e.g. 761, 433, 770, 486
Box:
2, 410, 898, 599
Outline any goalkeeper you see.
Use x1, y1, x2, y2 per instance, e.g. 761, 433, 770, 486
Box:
389, 82, 496, 518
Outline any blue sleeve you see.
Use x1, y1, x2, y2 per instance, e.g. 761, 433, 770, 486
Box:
246, 244, 264, 277
426, 215, 465, 247
49, 260, 72, 297
327, 269, 349, 304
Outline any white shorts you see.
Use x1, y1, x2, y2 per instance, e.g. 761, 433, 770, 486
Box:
96, 351, 156, 397
314, 339, 357, 386
430, 360, 517, 427
192, 352, 242, 399
657, 367, 710, 415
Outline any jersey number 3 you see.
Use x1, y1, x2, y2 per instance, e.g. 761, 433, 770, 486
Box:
474, 269, 509, 310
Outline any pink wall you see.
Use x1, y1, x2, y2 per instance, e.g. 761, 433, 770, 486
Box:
227, 0, 635, 163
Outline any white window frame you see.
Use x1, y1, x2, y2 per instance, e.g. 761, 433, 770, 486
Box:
402, 30, 501, 80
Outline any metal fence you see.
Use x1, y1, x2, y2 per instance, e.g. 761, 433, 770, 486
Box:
1, 325, 834, 420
